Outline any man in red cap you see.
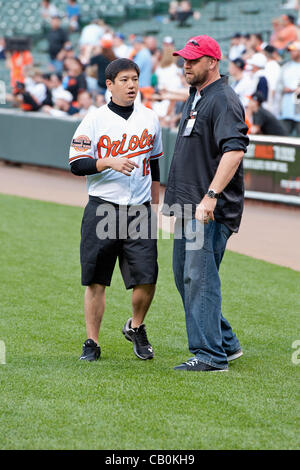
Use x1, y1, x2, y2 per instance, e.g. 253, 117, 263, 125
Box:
163, 35, 249, 372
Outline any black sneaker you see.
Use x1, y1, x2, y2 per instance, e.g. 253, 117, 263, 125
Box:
227, 349, 243, 362
122, 318, 154, 360
79, 339, 101, 361
174, 357, 228, 372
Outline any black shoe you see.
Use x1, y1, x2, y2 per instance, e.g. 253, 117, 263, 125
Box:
174, 357, 228, 372
227, 349, 243, 362
122, 318, 154, 360
79, 339, 101, 361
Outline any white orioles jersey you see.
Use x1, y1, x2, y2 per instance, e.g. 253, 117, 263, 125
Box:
69, 103, 164, 205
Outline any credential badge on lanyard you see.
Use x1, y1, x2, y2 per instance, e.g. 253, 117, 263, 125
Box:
183, 110, 197, 136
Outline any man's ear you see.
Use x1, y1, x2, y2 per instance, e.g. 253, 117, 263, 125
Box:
209, 58, 218, 70
106, 79, 113, 90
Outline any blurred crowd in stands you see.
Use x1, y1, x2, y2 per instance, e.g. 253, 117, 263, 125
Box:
1, 0, 300, 136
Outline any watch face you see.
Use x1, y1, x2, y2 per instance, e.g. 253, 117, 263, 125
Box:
207, 190, 218, 198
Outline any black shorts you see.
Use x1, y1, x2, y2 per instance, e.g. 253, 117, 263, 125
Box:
80, 196, 158, 289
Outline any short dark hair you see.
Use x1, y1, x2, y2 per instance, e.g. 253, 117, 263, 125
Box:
232, 57, 245, 70
251, 91, 265, 104
105, 58, 140, 82
252, 33, 263, 43
264, 44, 277, 55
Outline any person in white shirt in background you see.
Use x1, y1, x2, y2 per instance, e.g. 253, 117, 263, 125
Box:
113, 33, 132, 59
261, 44, 282, 116
228, 57, 256, 108
42, 89, 78, 116
78, 18, 105, 65
48, 72, 64, 102
155, 37, 182, 91
152, 36, 184, 123
278, 41, 300, 135
247, 52, 269, 102
40, 0, 58, 24
228, 33, 246, 61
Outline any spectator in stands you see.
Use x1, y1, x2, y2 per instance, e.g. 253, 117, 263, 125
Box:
113, 33, 132, 59
144, 36, 159, 56
240, 33, 255, 60
63, 57, 87, 102
56, 42, 76, 66
262, 45, 282, 116
154, 38, 182, 92
151, 38, 183, 123
95, 93, 106, 108
0, 37, 6, 60
5, 47, 33, 89
278, 41, 300, 135
42, 89, 79, 116
272, 15, 298, 52
269, 17, 284, 46
228, 33, 246, 61
79, 18, 105, 65
90, 34, 117, 94
169, 1, 179, 21
247, 91, 288, 136
73, 90, 97, 118
175, 0, 194, 27
40, 0, 58, 25
247, 52, 269, 102
66, 0, 80, 32
249, 33, 264, 52
40, 73, 54, 106
8, 68, 48, 112
132, 36, 152, 88
49, 72, 65, 102
281, 0, 299, 8
47, 15, 69, 73
82, 65, 99, 96
228, 57, 256, 108
144, 35, 161, 71
25, 68, 49, 108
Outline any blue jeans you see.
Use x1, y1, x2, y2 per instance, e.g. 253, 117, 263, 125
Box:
173, 219, 241, 368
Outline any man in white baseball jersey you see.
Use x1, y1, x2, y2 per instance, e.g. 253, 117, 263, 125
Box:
69, 58, 163, 362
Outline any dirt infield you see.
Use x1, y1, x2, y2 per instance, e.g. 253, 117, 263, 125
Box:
0, 160, 299, 271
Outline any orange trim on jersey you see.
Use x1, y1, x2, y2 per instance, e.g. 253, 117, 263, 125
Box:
150, 151, 164, 160
69, 154, 94, 163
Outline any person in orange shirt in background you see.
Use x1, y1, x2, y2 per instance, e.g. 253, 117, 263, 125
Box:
272, 15, 298, 53
6, 49, 33, 89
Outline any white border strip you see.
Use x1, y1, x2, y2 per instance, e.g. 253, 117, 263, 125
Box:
249, 135, 300, 147
245, 190, 300, 205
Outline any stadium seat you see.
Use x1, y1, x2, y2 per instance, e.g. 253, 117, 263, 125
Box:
154, 0, 171, 15
126, 0, 155, 20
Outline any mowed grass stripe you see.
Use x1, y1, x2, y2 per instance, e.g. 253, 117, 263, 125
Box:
0, 194, 299, 450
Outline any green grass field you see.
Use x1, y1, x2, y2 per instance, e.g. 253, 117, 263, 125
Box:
0, 193, 299, 450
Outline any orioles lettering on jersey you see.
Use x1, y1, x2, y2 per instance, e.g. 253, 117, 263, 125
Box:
68, 104, 164, 205
97, 129, 155, 159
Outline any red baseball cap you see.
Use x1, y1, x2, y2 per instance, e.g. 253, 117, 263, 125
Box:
173, 35, 221, 60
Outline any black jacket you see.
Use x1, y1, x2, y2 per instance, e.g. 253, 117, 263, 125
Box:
163, 76, 249, 232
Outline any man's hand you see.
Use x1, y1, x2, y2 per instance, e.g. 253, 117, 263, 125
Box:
96, 157, 139, 176
195, 195, 217, 224
196, 150, 244, 223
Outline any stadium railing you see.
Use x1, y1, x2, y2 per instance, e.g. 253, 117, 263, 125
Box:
0, 108, 299, 205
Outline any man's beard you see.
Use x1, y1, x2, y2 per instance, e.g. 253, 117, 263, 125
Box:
185, 70, 209, 87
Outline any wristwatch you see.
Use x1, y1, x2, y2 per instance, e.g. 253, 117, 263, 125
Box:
206, 189, 220, 199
